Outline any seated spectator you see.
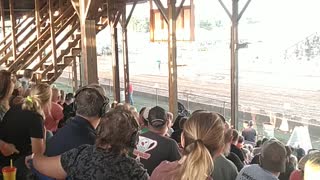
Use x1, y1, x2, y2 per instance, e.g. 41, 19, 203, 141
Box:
19, 69, 33, 93
150, 111, 225, 180
58, 93, 75, 128
279, 146, 297, 180
253, 138, 269, 156
296, 147, 306, 162
231, 129, 245, 162
236, 139, 287, 180
44, 87, 64, 133
251, 138, 269, 164
212, 128, 238, 180
9, 77, 23, 107
304, 152, 320, 180
29, 108, 148, 180
45, 84, 109, 156
0, 70, 14, 122
58, 89, 65, 106
253, 139, 262, 156
166, 112, 174, 136
242, 120, 257, 145
138, 107, 149, 128
171, 116, 187, 146
0, 83, 51, 178
133, 106, 181, 175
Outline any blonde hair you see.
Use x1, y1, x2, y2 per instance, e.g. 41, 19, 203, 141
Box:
175, 112, 225, 180
22, 83, 52, 117
304, 154, 320, 180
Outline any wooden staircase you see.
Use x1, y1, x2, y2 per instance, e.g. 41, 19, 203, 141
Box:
0, 0, 109, 84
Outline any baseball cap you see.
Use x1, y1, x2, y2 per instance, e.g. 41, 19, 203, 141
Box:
260, 139, 287, 173
148, 106, 167, 128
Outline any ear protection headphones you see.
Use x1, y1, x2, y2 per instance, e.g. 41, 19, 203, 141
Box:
74, 87, 110, 117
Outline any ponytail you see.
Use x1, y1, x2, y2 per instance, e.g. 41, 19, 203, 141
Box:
170, 112, 225, 180
178, 140, 213, 180
22, 95, 43, 116
21, 83, 52, 117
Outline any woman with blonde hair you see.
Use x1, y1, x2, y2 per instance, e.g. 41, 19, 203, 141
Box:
0, 83, 51, 178
151, 111, 225, 180
304, 153, 320, 180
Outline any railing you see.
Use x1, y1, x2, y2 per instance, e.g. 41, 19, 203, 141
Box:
55, 73, 320, 149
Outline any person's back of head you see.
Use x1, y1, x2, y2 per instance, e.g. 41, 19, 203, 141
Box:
139, 107, 149, 126
248, 120, 253, 127
147, 106, 168, 134
223, 129, 233, 156
65, 93, 74, 104
51, 87, 60, 103
74, 84, 109, 119
232, 129, 239, 144
96, 108, 139, 154
255, 140, 262, 147
23, 69, 33, 79
260, 139, 287, 175
262, 137, 269, 145
176, 112, 225, 180
296, 148, 306, 162
304, 153, 320, 180
22, 83, 52, 117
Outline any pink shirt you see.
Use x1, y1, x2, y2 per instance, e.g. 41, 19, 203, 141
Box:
129, 84, 133, 93
45, 102, 63, 132
289, 170, 303, 180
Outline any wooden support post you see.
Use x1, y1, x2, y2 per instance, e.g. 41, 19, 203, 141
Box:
121, 1, 137, 104
9, 0, 17, 60
218, 0, 251, 129
49, 0, 58, 76
72, 56, 78, 92
81, 20, 98, 85
35, 0, 42, 63
111, 25, 120, 102
121, 8, 130, 104
168, 0, 178, 118
0, 0, 5, 55
230, 0, 239, 130
79, 0, 98, 85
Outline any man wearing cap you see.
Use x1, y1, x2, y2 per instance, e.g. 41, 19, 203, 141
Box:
236, 139, 287, 180
133, 106, 181, 175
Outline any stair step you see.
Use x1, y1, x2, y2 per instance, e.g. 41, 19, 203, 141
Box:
46, 71, 55, 80
64, 56, 75, 65
41, 79, 51, 83
57, 62, 66, 68
71, 48, 81, 56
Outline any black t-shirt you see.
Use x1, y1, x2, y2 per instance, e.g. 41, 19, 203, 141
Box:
227, 152, 244, 172
45, 116, 96, 156
61, 145, 148, 180
242, 128, 257, 143
231, 144, 245, 162
0, 106, 44, 166
133, 130, 181, 175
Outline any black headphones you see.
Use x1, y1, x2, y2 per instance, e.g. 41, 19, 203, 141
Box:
74, 87, 110, 117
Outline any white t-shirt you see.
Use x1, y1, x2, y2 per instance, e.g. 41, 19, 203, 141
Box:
236, 164, 279, 180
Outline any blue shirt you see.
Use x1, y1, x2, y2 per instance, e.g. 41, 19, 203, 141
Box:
45, 116, 96, 156
236, 164, 279, 180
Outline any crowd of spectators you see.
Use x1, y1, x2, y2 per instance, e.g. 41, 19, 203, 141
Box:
0, 69, 319, 180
